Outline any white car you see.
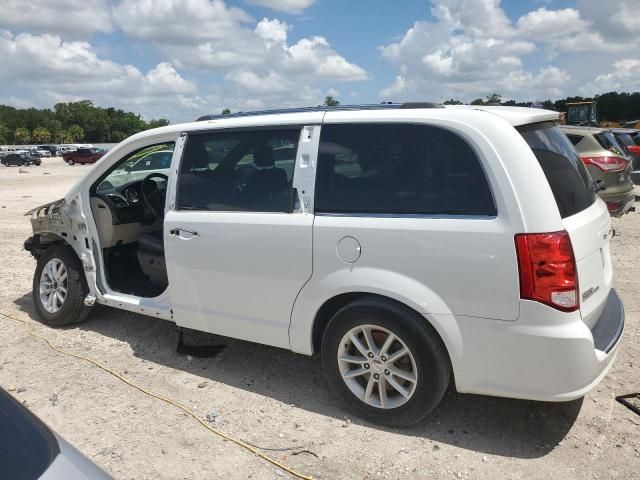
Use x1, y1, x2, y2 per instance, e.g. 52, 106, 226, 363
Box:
24, 103, 624, 426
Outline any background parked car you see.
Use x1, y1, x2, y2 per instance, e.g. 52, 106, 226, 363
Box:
1, 152, 40, 166
610, 129, 640, 183
30, 147, 51, 158
0, 387, 111, 480
37, 145, 60, 156
560, 125, 635, 216
62, 147, 105, 165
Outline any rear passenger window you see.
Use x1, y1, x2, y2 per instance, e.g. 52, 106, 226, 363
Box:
178, 129, 299, 212
315, 124, 496, 216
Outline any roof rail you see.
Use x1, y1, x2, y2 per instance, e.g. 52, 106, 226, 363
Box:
196, 102, 444, 121
399, 102, 444, 109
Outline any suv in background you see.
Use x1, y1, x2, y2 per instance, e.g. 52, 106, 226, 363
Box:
610, 128, 640, 184
24, 104, 624, 426
2, 152, 40, 166
62, 147, 105, 165
37, 145, 60, 156
560, 125, 635, 216
30, 147, 51, 158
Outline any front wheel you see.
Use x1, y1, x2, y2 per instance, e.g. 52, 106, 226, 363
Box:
321, 297, 450, 427
67, 159, 74, 165
32, 244, 92, 326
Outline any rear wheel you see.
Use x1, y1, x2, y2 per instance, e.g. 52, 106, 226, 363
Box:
32, 244, 92, 326
22, 160, 29, 166
321, 297, 450, 427
67, 159, 74, 165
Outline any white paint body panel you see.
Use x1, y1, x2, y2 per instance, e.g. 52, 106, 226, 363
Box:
32, 106, 621, 402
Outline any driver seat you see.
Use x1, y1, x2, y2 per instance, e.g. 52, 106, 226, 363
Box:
137, 230, 167, 287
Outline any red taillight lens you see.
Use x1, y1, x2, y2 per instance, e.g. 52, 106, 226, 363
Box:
582, 156, 628, 172
606, 201, 620, 212
628, 145, 640, 154
515, 231, 579, 312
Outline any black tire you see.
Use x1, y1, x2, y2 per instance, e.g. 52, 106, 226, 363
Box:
32, 244, 92, 326
23, 160, 29, 166
321, 297, 450, 427
67, 159, 74, 165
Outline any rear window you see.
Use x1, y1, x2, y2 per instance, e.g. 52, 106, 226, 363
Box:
614, 133, 635, 149
519, 123, 596, 218
595, 131, 627, 156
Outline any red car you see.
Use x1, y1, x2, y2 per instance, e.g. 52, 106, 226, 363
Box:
62, 147, 105, 165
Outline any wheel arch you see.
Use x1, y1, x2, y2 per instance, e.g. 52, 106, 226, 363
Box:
25, 232, 76, 260
301, 291, 461, 386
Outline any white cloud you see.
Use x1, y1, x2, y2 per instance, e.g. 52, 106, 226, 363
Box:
378, 0, 640, 102
245, 0, 314, 14
581, 59, 640, 96
0, 31, 197, 120
113, 1, 366, 84
0, 0, 112, 38
577, 0, 639, 43
112, 0, 253, 45
516, 8, 588, 41
430, 0, 513, 38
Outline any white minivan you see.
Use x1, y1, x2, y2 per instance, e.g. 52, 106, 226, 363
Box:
25, 104, 624, 426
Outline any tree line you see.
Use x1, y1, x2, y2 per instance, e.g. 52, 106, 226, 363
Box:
0, 100, 170, 145
443, 91, 640, 122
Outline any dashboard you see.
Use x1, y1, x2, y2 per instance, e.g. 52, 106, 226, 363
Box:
94, 178, 165, 225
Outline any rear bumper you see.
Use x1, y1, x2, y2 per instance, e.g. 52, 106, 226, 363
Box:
452, 290, 624, 402
601, 191, 635, 216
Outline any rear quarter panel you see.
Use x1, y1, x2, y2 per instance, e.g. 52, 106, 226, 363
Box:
289, 110, 566, 354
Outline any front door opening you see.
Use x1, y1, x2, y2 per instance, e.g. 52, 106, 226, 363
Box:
89, 143, 175, 297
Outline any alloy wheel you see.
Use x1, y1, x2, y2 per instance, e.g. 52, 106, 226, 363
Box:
39, 258, 68, 313
337, 325, 418, 409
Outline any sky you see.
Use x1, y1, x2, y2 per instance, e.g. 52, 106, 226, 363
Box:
1, 0, 639, 123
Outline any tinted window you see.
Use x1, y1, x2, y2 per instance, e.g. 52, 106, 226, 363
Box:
178, 129, 299, 212
132, 151, 172, 171
595, 131, 627, 156
519, 123, 596, 218
0, 389, 59, 480
566, 134, 582, 146
315, 124, 495, 216
614, 133, 635, 149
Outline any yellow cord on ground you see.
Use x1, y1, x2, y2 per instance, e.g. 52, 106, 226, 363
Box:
0, 311, 314, 480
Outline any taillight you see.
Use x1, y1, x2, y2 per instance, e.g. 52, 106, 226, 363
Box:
582, 156, 628, 172
515, 231, 579, 312
628, 145, 640, 154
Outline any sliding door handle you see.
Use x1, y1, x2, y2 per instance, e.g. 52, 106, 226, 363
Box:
169, 228, 199, 238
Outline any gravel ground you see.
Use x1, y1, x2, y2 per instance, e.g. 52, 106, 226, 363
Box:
0, 157, 638, 480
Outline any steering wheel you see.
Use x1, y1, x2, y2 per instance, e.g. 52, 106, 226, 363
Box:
140, 172, 169, 220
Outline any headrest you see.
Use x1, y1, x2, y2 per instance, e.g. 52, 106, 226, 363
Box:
254, 143, 275, 168
182, 138, 209, 171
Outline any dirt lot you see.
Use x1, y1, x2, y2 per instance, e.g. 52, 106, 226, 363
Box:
0, 157, 638, 480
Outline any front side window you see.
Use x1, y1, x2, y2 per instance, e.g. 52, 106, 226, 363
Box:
131, 151, 173, 171
96, 142, 175, 192
315, 123, 496, 216
177, 129, 300, 212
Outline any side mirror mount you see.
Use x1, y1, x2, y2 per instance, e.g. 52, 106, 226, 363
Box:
124, 165, 132, 173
